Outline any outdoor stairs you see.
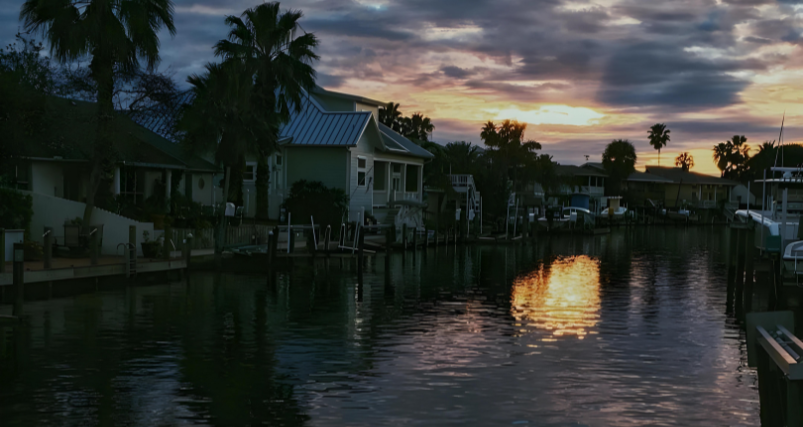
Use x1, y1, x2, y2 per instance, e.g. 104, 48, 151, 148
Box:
449, 174, 481, 214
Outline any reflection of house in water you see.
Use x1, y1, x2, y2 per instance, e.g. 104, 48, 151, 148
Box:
511, 255, 601, 339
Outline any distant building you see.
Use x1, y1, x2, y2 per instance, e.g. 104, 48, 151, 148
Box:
639, 166, 738, 208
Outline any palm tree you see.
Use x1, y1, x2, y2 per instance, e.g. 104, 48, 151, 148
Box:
402, 113, 435, 142
602, 139, 637, 195
712, 142, 731, 177
180, 62, 278, 252
758, 140, 776, 154
443, 141, 480, 174
647, 123, 670, 165
379, 102, 402, 131
214, 1, 318, 219
21, 0, 176, 225
675, 152, 694, 171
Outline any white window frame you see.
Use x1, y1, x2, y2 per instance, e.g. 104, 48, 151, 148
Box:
243, 161, 257, 182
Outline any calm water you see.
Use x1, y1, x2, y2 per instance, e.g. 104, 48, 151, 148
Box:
0, 227, 759, 426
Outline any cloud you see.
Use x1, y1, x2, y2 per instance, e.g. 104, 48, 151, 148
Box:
440, 65, 474, 79
3, 0, 803, 174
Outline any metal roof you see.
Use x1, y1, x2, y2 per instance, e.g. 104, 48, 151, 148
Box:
627, 171, 674, 183
555, 164, 607, 177
281, 96, 372, 146
377, 123, 435, 159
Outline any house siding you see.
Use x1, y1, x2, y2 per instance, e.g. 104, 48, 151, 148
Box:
286, 146, 349, 192
348, 130, 380, 221
31, 162, 64, 197
355, 102, 379, 119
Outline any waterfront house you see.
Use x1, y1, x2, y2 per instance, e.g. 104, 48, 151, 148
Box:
553, 164, 607, 211
274, 87, 434, 227
137, 87, 434, 228
624, 171, 674, 207
641, 166, 738, 208
2, 96, 219, 254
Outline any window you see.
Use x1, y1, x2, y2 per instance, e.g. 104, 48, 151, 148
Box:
358, 157, 366, 169
391, 163, 402, 191
358, 172, 366, 186
374, 162, 386, 190
275, 154, 282, 166
243, 163, 256, 181
405, 164, 419, 192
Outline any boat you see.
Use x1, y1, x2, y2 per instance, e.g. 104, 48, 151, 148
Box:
782, 240, 803, 275
538, 207, 594, 229
600, 206, 628, 219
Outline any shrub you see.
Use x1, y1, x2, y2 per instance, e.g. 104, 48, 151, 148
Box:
0, 187, 33, 235
282, 180, 348, 231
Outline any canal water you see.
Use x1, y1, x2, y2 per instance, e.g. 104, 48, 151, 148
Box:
0, 227, 759, 426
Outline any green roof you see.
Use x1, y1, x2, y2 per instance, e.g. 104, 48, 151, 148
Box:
11, 97, 217, 172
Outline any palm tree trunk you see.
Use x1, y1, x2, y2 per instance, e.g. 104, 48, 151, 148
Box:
255, 153, 269, 219
216, 166, 231, 255
658, 148, 661, 166
82, 54, 115, 229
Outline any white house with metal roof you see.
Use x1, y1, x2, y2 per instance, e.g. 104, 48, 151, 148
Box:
135, 86, 434, 227
264, 87, 434, 227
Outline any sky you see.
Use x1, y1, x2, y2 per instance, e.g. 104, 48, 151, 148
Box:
3, 0, 803, 176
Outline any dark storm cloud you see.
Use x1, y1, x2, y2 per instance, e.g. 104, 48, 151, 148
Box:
441, 66, 474, 79
1, 0, 800, 116
597, 41, 765, 109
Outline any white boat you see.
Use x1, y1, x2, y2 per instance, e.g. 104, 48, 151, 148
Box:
783, 240, 803, 274
600, 206, 628, 218
537, 207, 594, 228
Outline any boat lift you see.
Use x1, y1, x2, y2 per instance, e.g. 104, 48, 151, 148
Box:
747, 311, 803, 427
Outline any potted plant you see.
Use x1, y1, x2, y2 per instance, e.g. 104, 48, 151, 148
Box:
141, 230, 161, 258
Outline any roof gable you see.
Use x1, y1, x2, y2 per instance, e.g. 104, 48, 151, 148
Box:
377, 123, 435, 159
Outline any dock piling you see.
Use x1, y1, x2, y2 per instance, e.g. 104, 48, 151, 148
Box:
735, 229, 746, 318
90, 226, 98, 266
184, 234, 193, 271
43, 226, 52, 270
12, 243, 24, 316
744, 228, 756, 315
0, 227, 4, 273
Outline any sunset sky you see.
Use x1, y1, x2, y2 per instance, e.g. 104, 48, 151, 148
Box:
3, 0, 802, 175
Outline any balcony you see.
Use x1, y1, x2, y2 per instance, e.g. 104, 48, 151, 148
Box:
449, 174, 475, 193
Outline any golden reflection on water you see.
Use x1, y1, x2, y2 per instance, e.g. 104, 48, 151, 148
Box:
511, 255, 601, 339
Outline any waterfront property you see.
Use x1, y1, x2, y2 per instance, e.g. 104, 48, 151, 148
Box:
3, 97, 220, 255
553, 164, 607, 211
136, 87, 433, 227
642, 166, 738, 208
276, 88, 433, 227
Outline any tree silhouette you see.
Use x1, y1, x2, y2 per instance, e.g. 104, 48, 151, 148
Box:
675, 152, 694, 171
648, 123, 670, 165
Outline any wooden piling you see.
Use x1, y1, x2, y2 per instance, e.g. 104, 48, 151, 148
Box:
324, 225, 331, 256
726, 227, 737, 312
12, 242, 24, 316
90, 226, 99, 266
184, 234, 193, 272
163, 224, 172, 260
357, 230, 364, 284
735, 229, 746, 318
43, 226, 53, 270
0, 227, 4, 273
743, 227, 756, 315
